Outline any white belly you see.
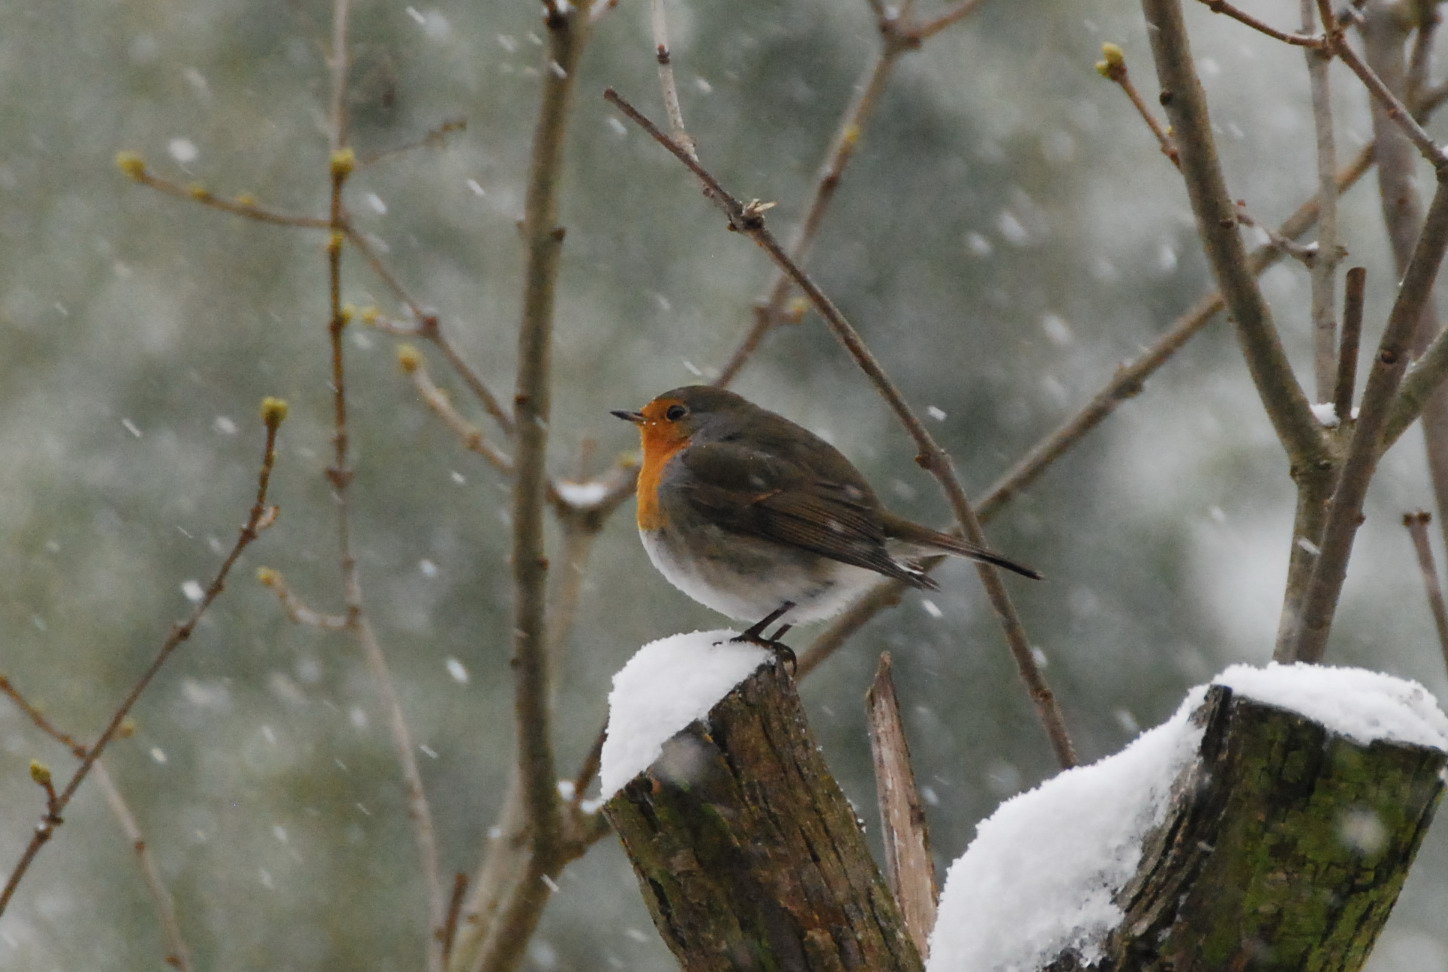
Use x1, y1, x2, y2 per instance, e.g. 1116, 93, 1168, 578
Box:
639, 526, 880, 624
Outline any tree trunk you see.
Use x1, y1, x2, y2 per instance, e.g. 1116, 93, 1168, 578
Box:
1078, 684, 1446, 971
604, 662, 923, 972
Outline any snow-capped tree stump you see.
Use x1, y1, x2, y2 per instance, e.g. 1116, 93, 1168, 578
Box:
1060, 683, 1447, 972
603, 660, 923, 972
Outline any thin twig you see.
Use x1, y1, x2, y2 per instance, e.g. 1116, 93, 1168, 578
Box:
0, 677, 86, 756
358, 614, 446, 968
1142, 0, 1332, 470
1335, 266, 1366, 421
324, 4, 445, 967
0, 680, 193, 969
115, 158, 330, 229
358, 119, 467, 167
357, 281, 521, 434
605, 87, 1077, 768
716, 0, 995, 385
649, 0, 696, 160
914, 0, 991, 41
1304, 0, 1341, 400
1193, 0, 1325, 47
1234, 205, 1319, 264
0, 403, 285, 918
257, 568, 351, 630
94, 761, 194, 972
398, 345, 515, 475
328, 0, 352, 152
717, 41, 906, 386
1330, 26, 1448, 170
1406, 2, 1439, 104
1097, 45, 1179, 166
1404, 511, 1448, 668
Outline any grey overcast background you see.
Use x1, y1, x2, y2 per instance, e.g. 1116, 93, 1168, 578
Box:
2, 0, 1446, 968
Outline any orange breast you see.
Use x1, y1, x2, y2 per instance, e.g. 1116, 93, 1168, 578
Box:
636, 430, 689, 531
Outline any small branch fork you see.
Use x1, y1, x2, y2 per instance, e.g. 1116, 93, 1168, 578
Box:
605, 86, 1077, 769
1140, 0, 1448, 662
712, 0, 997, 386
0, 401, 287, 921
0, 678, 197, 972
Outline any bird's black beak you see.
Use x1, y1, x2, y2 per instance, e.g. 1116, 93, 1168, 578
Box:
612, 409, 645, 424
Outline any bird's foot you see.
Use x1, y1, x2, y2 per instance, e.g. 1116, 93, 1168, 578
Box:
731, 602, 797, 673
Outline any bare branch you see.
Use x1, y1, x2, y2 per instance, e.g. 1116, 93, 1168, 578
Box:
508, 4, 588, 874
0, 403, 285, 918
398, 345, 515, 475
866, 654, 938, 959
649, 0, 697, 160
1142, 0, 1331, 469
1303, 0, 1341, 400
323, 6, 445, 966
94, 761, 194, 972
717, 43, 906, 386
1097, 44, 1179, 166
716, 0, 994, 385
1291, 174, 1448, 662
450, 9, 597, 972
1335, 266, 1366, 421
1234, 205, 1319, 264
1192, 0, 1325, 47
358, 118, 467, 167
605, 87, 1077, 768
1330, 25, 1448, 170
115, 156, 330, 229
258, 568, 351, 630
914, 0, 992, 41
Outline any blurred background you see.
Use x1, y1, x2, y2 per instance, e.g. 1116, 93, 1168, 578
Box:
1, 0, 1445, 968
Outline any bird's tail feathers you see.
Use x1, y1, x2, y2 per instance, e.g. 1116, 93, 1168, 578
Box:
884, 517, 1043, 580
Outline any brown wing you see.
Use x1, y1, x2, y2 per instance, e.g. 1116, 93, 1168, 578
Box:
676, 442, 934, 587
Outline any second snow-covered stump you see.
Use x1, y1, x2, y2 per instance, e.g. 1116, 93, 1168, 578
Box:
1103, 680, 1446, 972
930, 665, 1448, 971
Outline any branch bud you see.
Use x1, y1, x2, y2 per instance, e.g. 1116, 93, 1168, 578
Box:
330, 147, 356, 179
260, 397, 290, 429
397, 344, 423, 374
115, 152, 147, 180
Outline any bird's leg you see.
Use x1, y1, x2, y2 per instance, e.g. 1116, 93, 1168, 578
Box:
738, 601, 795, 642
732, 601, 797, 671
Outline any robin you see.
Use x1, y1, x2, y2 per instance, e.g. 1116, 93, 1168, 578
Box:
613, 385, 1040, 648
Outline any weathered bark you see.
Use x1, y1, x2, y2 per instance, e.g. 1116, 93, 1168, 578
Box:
1058, 685, 1446, 972
604, 662, 923, 972
866, 653, 938, 960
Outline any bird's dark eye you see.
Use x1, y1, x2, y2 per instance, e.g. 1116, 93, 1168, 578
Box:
665, 404, 688, 421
